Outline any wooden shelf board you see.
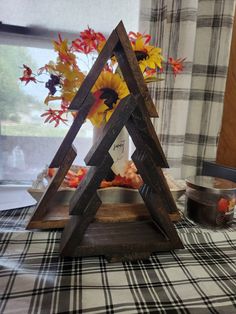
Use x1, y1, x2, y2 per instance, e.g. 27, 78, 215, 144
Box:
60, 220, 181, 261
27, 203, 181, 230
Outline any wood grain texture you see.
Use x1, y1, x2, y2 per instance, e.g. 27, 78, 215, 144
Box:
27, 145, 77, 229
217, 14, 236, 167
132, 149, 177, 213
85, 94, 137, 166
60, 220, 176, 259
60, 193, 102, 255
69, 154, 113, 214
50, 93, 94, 168
96, 203, 180, 223
114, 21, 158, 118
95, 203, 149, 222
69, 30, 119, 110
62, 144, 182, 258
24, 202, 181, 230
139, 184, 183, 249
126, 103, 168, 168
27, 20, 183, 260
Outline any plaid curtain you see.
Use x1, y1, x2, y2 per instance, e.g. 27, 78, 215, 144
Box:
139, 0, 235, 178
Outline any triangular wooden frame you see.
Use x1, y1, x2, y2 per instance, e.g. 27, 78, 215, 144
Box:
27, 21, 183, 261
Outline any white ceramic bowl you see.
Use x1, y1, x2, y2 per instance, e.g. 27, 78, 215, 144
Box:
28, 184, 185, 204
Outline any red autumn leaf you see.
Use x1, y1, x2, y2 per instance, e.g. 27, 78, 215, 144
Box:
67, 177, 80, 188
168, 57, 186, 76
128, 32, 151, 45
64, 167, 88, 188
72, 38, 93, 54
100, 175, 134, 189
217, 198, 229, 213
41, 109, 68, 127
80, 28, 106, 47
19, 64, 37, 85
73, 27, 106, 54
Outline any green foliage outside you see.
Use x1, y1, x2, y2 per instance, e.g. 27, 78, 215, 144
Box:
0, 45, 41, 122
0, 45, 91, 138
0, 45, 69, 137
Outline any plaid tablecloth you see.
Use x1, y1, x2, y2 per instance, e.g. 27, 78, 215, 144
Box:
0, 205, 236, 314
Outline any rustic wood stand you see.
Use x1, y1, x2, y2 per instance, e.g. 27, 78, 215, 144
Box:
27, 21, 183, 261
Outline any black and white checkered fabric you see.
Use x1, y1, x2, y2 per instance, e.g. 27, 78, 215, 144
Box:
1, 206, 236, 313
139, 0, 235, 178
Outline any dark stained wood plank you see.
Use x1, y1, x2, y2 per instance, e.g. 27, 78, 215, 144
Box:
69, 30, 119, 110
139, 184, 183, 249
132, 149, 177, 213
60, 220, 176, 259
216, 14, 236, 167
26, 145, 77, 229
25, 205, 181, 230
69, 153, 113, 214
24, 202, 180, 230
85, 94, 137, 166
96, 203, 149, 222
125, 101, 168, 168
27, 20, 183, 260
126, 118, 167, 168
60, 193, 101, 256
26, 204, 69, 230
50, 93, 94, 168
114, 21, 158, 118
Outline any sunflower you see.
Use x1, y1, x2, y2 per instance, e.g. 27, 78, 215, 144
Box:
129, 32, 164, 73
88, 71, 129, 127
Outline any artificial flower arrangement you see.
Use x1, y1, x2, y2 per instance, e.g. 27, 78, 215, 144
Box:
20, 27, 185, 189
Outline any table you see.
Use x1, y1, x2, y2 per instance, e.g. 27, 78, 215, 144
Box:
0, 204, 236, 313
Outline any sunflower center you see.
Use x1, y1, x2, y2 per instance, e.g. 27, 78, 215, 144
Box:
135, 50, 148, 61
99, 88, 119, 110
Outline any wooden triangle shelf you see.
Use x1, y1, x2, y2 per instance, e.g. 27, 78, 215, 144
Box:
27, 21, 183, 262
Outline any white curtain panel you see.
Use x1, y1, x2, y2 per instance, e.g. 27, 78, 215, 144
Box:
139, 0, 235, 178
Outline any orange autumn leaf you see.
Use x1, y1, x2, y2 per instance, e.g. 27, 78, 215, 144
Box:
47, 168, 56, 177
168, 57, 186, 76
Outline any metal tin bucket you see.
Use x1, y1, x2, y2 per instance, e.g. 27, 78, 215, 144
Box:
185, 176, 236, 228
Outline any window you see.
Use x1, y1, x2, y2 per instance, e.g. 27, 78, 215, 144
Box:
0, 44, 93, 184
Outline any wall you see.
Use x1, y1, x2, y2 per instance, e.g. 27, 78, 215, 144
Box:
217, 11, 236, 167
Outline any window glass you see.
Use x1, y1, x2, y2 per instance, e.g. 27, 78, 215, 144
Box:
0, 45, 93, 184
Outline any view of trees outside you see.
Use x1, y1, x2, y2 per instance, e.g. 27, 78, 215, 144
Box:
0, 45, 93, 183
0, 45, 93, 137
0, 46, 39, 131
